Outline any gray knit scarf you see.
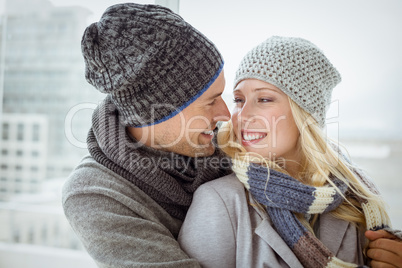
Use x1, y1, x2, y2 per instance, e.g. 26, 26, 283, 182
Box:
87, 96, 231, 220
232, 159, 402, 268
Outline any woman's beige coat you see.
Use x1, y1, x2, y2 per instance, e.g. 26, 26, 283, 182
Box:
178, 174, 367, 268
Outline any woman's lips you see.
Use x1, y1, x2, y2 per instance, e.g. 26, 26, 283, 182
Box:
241, 131, 267, 146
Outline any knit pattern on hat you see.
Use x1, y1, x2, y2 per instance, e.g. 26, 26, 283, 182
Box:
82, 3, 223, 127
232, 159, 402, 268
234, 36, 341, 127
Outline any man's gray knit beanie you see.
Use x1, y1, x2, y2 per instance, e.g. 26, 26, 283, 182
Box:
82, 3, 224, 127
234, 36, 341, 127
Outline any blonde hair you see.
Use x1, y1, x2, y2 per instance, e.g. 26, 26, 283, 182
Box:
217, 97, 390, 232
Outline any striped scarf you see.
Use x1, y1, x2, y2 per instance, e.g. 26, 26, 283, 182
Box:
232, 158, 401, 268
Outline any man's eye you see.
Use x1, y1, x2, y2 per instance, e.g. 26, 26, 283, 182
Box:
209, 99, 217, 105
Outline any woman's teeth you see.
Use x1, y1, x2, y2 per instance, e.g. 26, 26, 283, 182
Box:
243, 133, 266, 141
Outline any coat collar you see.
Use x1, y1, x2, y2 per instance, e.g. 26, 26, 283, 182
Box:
250, 197, 350, 267
317, 213, 351, 255
249, 196, 303, 268
255, 217, 303, 268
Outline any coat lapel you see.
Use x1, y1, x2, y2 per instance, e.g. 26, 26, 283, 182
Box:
252, 208, 351, 267
247, 191, 351, 267
318, 213, 350, 256
254, 216, 303, 268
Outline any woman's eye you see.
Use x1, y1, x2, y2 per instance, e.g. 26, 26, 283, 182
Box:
233, 98, 244, 104
259, 98, 273, 103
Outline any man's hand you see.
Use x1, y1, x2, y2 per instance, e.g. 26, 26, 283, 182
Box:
365, 230, 402, 268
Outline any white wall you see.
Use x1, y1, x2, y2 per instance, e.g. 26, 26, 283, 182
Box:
0, 243, 97, 268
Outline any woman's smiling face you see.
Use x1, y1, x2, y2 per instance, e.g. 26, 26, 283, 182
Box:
232, 79, 300, 162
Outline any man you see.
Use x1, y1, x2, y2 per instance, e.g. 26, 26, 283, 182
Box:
63, 3, 230, 267
366, 230, 402, 267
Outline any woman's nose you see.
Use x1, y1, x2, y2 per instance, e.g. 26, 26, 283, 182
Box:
237, 102, 254, 124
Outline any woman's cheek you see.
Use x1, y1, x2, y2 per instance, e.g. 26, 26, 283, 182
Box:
231, 113, 240, 134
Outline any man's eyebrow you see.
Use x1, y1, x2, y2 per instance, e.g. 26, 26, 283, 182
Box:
206, 92, 223, 100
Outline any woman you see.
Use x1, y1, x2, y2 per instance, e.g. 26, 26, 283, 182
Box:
178, 36, 402, 267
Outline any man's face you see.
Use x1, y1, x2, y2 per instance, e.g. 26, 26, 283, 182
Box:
130, 71, 230, 157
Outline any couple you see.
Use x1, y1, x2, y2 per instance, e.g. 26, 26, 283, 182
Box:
62, 3, 402, 268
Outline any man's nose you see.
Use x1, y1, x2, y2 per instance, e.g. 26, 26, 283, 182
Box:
213, 98, 230, 122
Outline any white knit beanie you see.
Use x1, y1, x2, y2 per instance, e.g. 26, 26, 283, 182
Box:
234, 36, 341, 127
